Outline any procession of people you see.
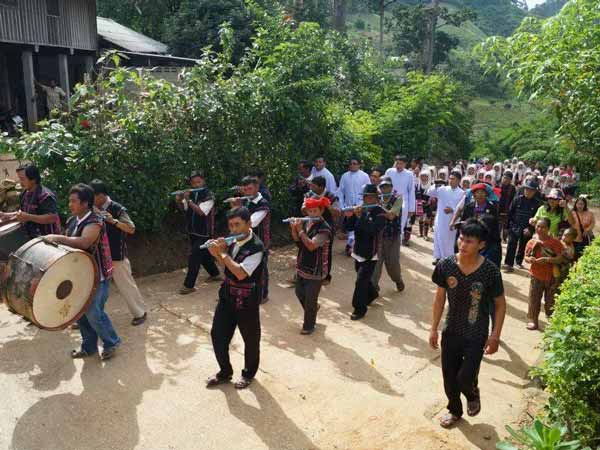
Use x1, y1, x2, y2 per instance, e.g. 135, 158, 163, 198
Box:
0, 155, 592, 429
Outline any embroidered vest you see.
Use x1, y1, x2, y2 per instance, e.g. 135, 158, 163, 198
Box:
382, 194, 401, 241
66, 212, 113, 279
296, 220, 332, 280
104, 200, 127, 261
20, 185, 61, 237
247, 197, 271, 249
185, 189, 215, 239
354, 206, 386, 260
221, 234, 265, 310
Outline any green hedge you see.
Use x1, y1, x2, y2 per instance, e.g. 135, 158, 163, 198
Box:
536, 239, 600, 444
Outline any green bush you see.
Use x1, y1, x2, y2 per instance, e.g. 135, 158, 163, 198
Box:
534, 239, 600, 444
354, 18, 365, 30
496, 419, 587, 450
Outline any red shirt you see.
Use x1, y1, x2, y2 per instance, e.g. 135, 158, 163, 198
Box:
526, 237, 563, 282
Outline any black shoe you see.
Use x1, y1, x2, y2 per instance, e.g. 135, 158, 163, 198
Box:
396, 280, 405, 292
70, 349, 95, 359
300, 328, 315, 335
350, 312, 365, 321
131, 312, 147, 326
101, 346, 118, 361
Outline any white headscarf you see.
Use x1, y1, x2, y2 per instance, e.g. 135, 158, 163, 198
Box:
418, 169, 432, 191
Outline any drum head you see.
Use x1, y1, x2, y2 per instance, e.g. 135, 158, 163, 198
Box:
32, 251, 96, 329
0, 221, 21, 235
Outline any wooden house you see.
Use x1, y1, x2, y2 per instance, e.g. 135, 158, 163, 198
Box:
0, 0, 97, 130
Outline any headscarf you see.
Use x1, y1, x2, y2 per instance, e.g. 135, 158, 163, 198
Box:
303, 196, 331, 209
418, 169, 431, 190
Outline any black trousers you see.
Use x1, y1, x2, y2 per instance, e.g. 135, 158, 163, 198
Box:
441, 333, 486, 417
210, 297, 261, 379
184, 235, 219, 288
351, 260, 378, 315
295, 276, 323, 330
504, 229, 531, 267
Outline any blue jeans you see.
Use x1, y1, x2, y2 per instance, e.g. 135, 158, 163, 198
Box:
78, 279, 121, 354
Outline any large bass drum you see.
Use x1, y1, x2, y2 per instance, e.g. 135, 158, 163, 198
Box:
0, 221, 30, 261
2, 238, 98, 330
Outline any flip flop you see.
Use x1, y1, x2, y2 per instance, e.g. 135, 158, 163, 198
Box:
234, 377, 253, 389
206, 375, 231, 388
467, 399, 481, 417
439, 413, 461, 428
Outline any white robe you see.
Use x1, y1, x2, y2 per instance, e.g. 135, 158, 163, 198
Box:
385, 167, 416, 233
337, 170, 370, 208
310, 167, 337, 194
427, 185, 465, 260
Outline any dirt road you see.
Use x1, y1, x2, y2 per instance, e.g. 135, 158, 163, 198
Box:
0, 236, 544, 450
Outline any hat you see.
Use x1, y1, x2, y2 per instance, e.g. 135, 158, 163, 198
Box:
503, 170, 513, 179
471, 183, 488, 193
362, 184, 379, 196
379, 177, 393, 187
547, 188, 564, 200
523, 179, 539, 190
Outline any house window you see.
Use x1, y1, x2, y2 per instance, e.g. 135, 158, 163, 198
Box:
46, 0, 59, 16
0, 0, 18, 7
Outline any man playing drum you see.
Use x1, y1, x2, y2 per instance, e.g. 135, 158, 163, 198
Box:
45, 184, 121, 361
0, 165, 61, 237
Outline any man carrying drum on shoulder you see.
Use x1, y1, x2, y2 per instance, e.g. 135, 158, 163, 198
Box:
45, 184, 121, 361
0, 164, 61, 237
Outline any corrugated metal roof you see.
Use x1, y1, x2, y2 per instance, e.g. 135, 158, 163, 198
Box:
97, 16, 168, 54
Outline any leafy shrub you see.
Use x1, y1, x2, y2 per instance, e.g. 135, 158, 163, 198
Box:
534, 239, 600, 444
354, 18, 365, 30
496, 420, 587, 450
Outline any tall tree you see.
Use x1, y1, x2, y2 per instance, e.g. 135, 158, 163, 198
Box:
388, 3, 476, 71
423, 0, 440, 74
333, 0, 347, 32
368, 0, 400, 55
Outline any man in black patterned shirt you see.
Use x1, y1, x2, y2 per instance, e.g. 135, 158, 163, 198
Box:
429, 219, 506, 428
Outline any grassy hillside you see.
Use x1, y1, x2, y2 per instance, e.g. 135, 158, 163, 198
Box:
470, 97, 543, 139
347, 3, 488, 53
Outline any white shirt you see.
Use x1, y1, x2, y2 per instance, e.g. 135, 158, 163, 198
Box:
384, 167, 416, 213
310, 167, 337, 194
231, 231, 263, 276
249, 192, 268, 228
76, 211, 92, 227
338, 170, 370, 208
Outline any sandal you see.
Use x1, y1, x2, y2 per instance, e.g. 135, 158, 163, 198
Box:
206, 375, 231, 388
526, 322, 538, 330
71, 349, 94, 359
101, 346, 118, 361
234, 377, 253, 389
467, 399, 481, 417
439, 413, 461, 428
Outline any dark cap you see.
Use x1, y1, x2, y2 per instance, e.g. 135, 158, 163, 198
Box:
523, 179, 539, 190
362, 184, 379, 196
378, 176, 393, 187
